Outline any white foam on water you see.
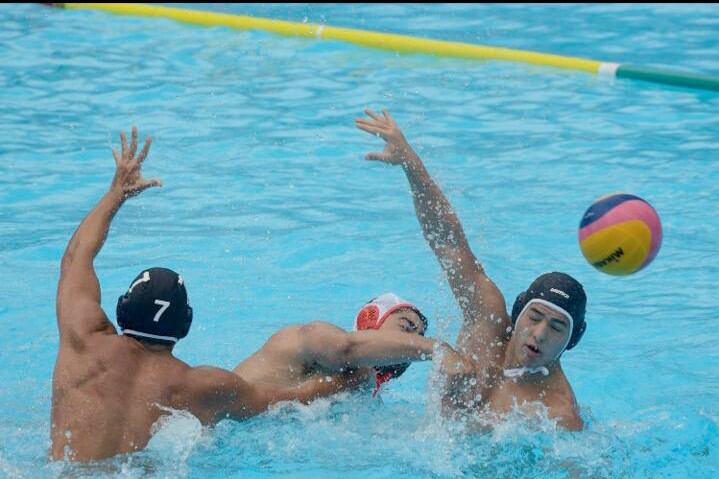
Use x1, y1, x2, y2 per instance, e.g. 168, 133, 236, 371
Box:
147, 406, 206, 460
0, 453, 24, 479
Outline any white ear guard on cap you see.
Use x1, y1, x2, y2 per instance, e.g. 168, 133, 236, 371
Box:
354, 293, 425, 332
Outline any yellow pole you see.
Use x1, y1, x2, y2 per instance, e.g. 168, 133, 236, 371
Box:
56, 3, 719, 91
58, 3, 603, 74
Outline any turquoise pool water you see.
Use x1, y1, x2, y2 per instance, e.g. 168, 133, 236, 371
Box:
1, 3, 718, 478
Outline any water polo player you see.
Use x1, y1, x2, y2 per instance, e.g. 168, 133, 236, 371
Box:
234, 293, 469, 398
357, 109, 586, 430
51, 128, 347, 462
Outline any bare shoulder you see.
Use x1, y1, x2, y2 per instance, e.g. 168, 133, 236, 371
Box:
52, 334, 133, 396
546, 377, 583, 431
455, 274, 511, 365
268, 321, 346, 349
178, 366, 244, 421
296, 321, 351, 353
297, 321, 346, 337
184, 365, 238, 390
57, 299, 117, 350
257, 322, 324, 350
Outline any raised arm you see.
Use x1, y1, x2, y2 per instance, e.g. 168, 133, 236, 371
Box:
355, 110, 511, 362
56, 127, 161, 346
297, 321, 436, 371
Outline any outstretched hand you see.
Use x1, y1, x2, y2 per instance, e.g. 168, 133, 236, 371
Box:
111, 126, 162, 198
355, 109, 416, 165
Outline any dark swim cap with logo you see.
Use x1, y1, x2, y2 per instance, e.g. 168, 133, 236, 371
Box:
116, 267, 193, 345
510, 272, 587, 351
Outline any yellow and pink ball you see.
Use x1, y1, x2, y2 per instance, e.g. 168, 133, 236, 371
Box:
579, 193, 662, 275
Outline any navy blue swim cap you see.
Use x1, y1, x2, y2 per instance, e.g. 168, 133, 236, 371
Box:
116, 267, 192, 345
511, 272, 587, 351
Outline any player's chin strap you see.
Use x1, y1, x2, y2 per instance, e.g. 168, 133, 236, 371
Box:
372, 369, 394, 398
504, 297, 574, 380
503, 366, 549, 378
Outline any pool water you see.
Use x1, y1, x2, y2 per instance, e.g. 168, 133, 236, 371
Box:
1, 3, 717, 478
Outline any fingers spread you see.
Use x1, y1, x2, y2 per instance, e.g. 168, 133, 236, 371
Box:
365, 152, 388, 161
382, 109, 396, 126
364, 109, 383, 122
355, 121, 389, 138
129, 178, 162, 197
129, 127, 138, 159
143, 178, 162, 189
136, 137, 152, 164
112, 148, 121, 166
355, 118, 380, 128
120, 131, 128, 159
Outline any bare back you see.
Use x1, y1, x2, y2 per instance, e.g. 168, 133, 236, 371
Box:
51, 333, 199, 461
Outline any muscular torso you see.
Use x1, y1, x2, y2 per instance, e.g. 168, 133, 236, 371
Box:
460, 348, 579, 429
233, 325, 371, 392
51, 334, 198, 461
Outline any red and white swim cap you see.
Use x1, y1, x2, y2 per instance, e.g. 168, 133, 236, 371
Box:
354, 293, 428, 397
354, 293, 427, 332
